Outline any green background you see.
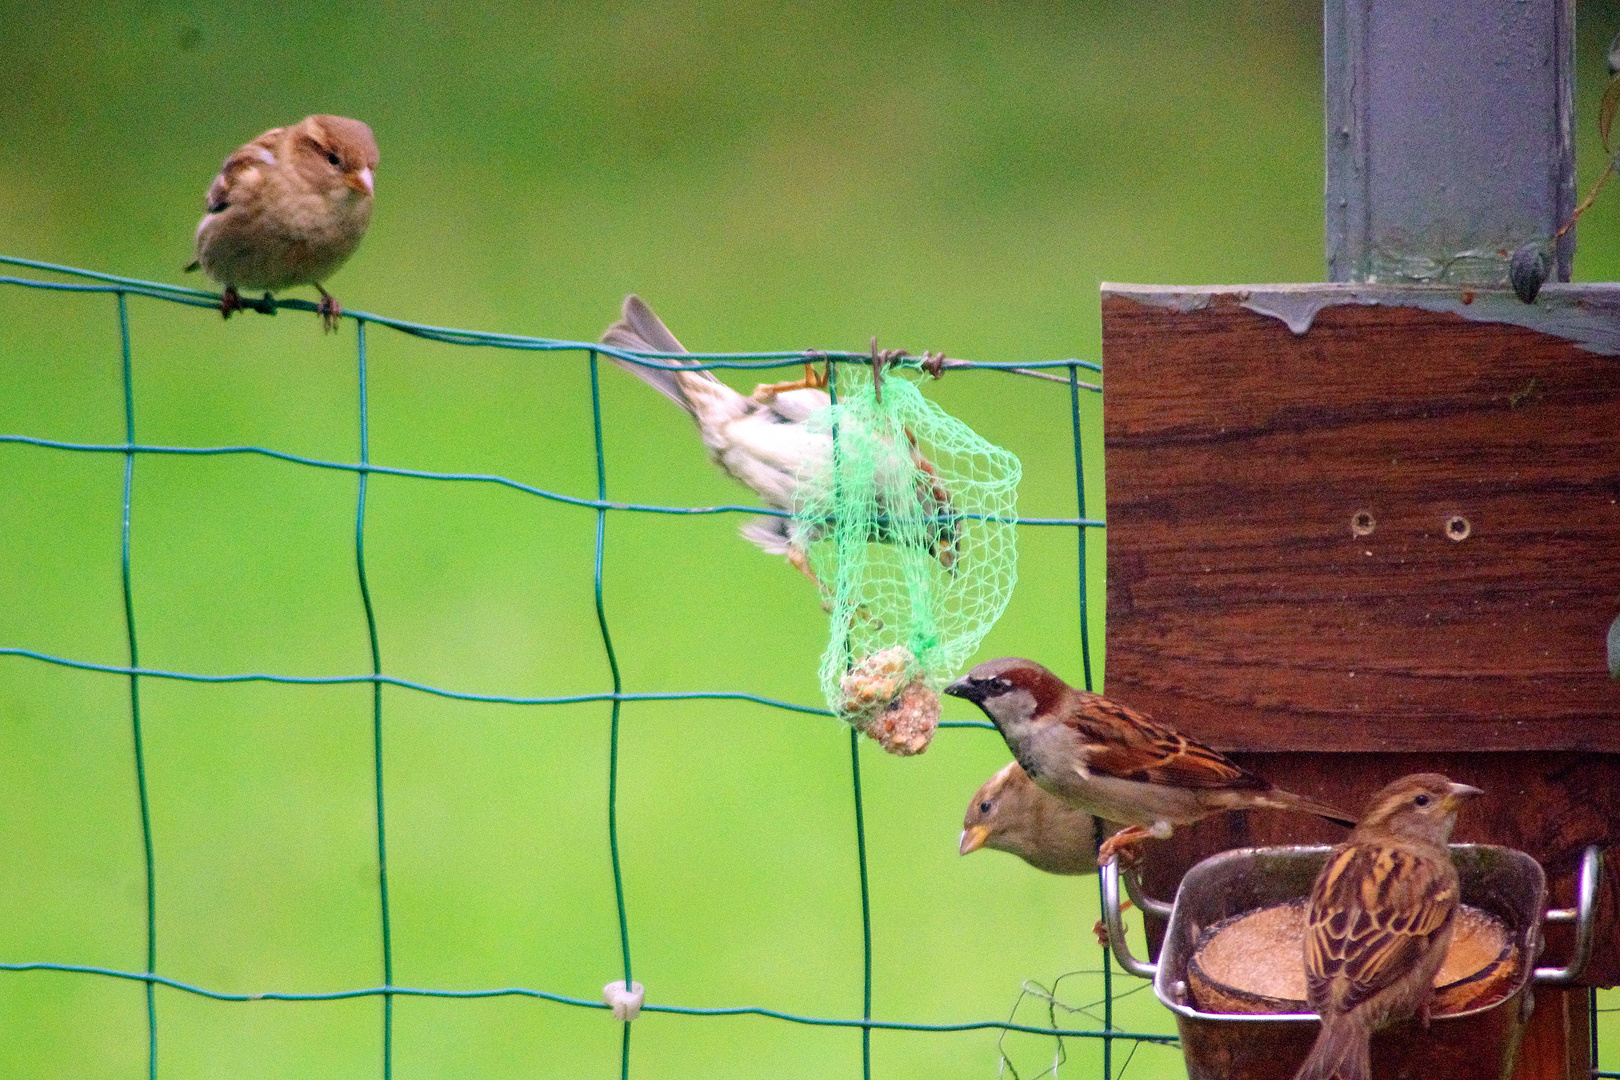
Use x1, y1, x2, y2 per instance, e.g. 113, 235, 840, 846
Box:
2, 1, 1617, 1077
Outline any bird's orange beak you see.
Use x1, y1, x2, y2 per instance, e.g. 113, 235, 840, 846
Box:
959, 825, 990, 856
346, 166, 375, 197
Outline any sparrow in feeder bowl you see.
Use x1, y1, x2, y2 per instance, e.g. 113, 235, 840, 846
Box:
1187, 897, 1519, 1019
943, 658, 1356, 862
1295, 773, 1483, 1080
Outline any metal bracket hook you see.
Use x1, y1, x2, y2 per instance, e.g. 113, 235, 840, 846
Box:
1533, 844, 1604, 986
1100, 855, 1160, 979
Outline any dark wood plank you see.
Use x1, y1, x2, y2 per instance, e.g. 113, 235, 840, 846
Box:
1101, 289, 1620, 752
1098, 288, 1620, 993
1508, 987, 1586, 1080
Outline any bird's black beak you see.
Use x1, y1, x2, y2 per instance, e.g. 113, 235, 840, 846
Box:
943, 676, 980, 702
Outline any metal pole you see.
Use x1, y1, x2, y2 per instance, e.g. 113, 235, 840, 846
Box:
1325, 0, 1576, 285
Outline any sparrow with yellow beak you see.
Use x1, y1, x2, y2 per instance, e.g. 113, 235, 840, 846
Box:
187, 115, 378, 331
960, 760, 1135, 946
960, 760, 1104, 875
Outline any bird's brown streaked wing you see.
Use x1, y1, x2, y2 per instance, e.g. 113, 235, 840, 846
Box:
1065, 695, 1266, 790
1305, 844, 1458, 1012
205, 129, 282, 213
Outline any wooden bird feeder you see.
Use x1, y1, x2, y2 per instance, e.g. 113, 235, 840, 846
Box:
1187, 899, 1520, 1017
1096, 3, 1618, 1077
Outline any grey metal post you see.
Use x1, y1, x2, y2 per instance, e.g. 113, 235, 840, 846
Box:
1325, 0, 1576, 285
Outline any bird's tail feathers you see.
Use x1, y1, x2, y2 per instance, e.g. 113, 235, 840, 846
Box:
740, 517, 793, 555
613, 295, 686, 353
600, 294, 708, 410
1293, 1015, 1370, 1080
1272, 790, 1358, 828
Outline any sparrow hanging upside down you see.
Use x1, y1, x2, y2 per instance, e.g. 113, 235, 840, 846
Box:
601, 294, 828, 580
187, 114, 378, 331
944, 657, 1356, 861
600, 295, 957, 588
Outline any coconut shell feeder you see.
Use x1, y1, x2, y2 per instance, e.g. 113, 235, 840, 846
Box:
1185, 899, 1521, 1018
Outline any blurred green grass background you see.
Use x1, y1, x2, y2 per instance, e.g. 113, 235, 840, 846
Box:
3, 1, 1618, 1077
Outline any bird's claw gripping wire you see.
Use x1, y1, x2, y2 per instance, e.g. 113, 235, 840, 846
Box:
219, 286, 276, 320
751, 351, 828, 401
315, 284, 343, 333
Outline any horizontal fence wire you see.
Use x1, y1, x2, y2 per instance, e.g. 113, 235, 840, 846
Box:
0, 959, 1175, 1042
0, 434, 1098, 527
0, 257, 1102, 383
0, 256, 1187, 1078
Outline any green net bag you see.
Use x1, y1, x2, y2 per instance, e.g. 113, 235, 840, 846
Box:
792, 363, 1021, 755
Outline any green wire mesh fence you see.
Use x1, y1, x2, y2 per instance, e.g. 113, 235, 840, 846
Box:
1, 255, 1611, 1079
0, 255, 1167, 1079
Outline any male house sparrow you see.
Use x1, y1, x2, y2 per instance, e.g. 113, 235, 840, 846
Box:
1295, 773, 1482, 1080
943, 658, 1355, 861
600, 295, 954, 583
187, 115, 378, 331
960, 760, 1103, 875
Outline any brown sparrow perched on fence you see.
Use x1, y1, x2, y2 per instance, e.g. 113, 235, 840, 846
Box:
187, 115, 378, 331
944, 657, 1355, 861
1295, 773, 1481, 1080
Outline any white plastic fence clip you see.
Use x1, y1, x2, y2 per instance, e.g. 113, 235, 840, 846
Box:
602, 980, 646, 1021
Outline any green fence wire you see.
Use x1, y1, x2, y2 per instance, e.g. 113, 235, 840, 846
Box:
26, 254, 1613, 1080
1, 256, 1613, 1078
0, 255, 1155, 1080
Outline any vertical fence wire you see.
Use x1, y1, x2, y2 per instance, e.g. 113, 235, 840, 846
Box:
117, 291, 159, 1080
0, 266, 1206, 1080
354, 322, 395, 1078
827, 360, 876, 1080
1071, 363, 1115, 1078
849, 727, 873, 1080
1068, 365, 1095, 696
588, 350, 635, 1080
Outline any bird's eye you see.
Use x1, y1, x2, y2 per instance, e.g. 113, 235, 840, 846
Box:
978, 801, 992, 814
1414, 793, 1431, 807
326, 151, 341, 167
